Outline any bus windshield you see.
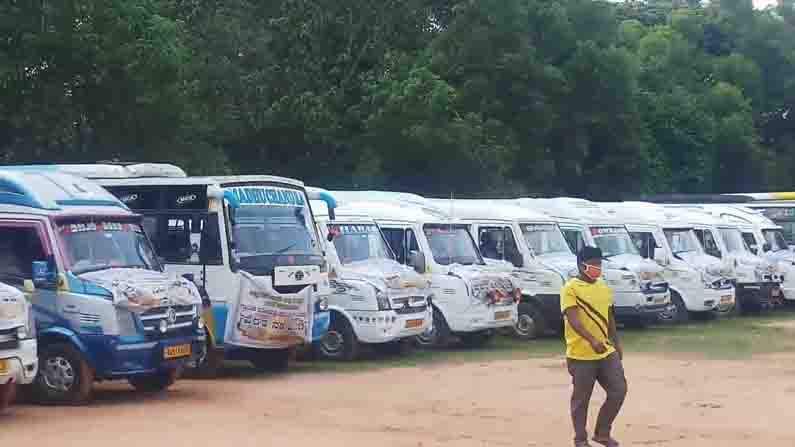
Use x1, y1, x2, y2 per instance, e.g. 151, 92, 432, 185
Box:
590, 226, 639, 258
328, 223, 394, 264
58, 220, 159, 274
423, 224, 484, 266
522, 224, 571, 255
232, 205, 320, 258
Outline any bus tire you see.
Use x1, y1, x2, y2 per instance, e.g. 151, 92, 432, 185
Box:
415, 307, 451, 349
512, 302, 546, 340
670, 292, 689, 323
315, 314, 360, 361
34, 343, 94, 405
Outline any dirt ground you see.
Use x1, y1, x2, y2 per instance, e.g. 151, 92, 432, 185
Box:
3, 354, 794, 446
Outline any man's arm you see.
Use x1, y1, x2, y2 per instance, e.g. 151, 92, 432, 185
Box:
564, 307, 607, 354
608, 306, 622, 360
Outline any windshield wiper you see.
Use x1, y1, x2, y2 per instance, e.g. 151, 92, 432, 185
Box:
275, 242, 298, 254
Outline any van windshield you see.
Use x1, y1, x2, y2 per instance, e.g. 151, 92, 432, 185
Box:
423, 224, 484, 266
719, 228, 749, 254
663, 229, 701, 255
763, 229, 789, 252
328, 223, 394, 264
232, 205, 320, 260
522, 224, 571, 255
58, 221, 159, 274
590, 226, 639, 258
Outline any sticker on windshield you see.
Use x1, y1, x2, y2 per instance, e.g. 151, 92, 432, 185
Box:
591, 227, 624, 236
329, 224, 377, 235
59, 222, 140, 234
524, 224, 555, 232
226, 186, 306, 207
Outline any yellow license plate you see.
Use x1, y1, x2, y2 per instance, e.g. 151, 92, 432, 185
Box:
0, 359, 8, 375
164, 344, 191, 359
720, 295, 733, 304
494, 310, 512, 321
405, 319, 424, 329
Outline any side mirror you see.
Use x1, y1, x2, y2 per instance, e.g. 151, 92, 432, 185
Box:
653, 247, 669, 265
199, 213, 223, 264
763, 242, 772, 253
31, 259, 55, 287
408, 250, 426, 274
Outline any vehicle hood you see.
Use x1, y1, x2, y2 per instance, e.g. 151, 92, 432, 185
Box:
0, 282, 27, 330
537, 253, 577, 279
79, 268, 202, 313
337, 258, 430, 296
604, 254, 663, 275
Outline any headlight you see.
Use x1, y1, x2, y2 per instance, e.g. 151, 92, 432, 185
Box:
16, 325, 29, 340
376, 291, 391, 311
196, 315, 205, 329
317, 296, 329, 311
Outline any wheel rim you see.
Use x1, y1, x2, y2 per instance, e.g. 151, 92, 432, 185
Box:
514, 314, 536, 337
415, 324, 437, 346
43, 356, 76, 393
320, 330, 345, 355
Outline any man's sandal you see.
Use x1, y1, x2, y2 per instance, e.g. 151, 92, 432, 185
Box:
592, 436, 620, 447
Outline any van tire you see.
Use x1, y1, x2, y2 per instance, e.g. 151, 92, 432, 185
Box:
670, 292, 689, 323
128, 369, 178, 393
34, 343, 94, 405
315, 314, 360, 361
415, 307, 451, 349
251, 348, 291, 372
512, 302, 545, 340
0, 382, 17, 414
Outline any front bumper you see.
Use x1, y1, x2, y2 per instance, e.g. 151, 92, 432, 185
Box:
706, 287, 736, 313
349, 307, 432, 344
736, 281, 780, 308
85, 333, 205, 379
0, 338, 38, 385
457, 304, 518, 333
312, 310, 331, 343
615, 301, 669, 323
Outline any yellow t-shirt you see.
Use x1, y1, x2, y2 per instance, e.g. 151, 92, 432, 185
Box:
560, 278, 616, 361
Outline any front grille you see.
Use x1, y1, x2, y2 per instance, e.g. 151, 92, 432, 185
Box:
0, 328, 19, 350
139, 305, 196, 335
712, 279, 733, 289
395, 304, 428, 315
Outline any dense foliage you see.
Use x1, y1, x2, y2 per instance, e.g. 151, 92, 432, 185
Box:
1, 0, 794, 199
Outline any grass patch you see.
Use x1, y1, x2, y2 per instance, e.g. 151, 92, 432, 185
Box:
284, 310, 795, 375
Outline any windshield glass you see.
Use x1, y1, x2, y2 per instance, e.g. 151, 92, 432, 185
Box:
328, 223, 394, 264
58, 221, 158, 274
423, 224, 483, 266
590, 226, 639, 257
763, 229, 788, 252
233, 205, 320, 257
718, 228, 748, 253
522, 224, 571, 255
664, 229, 702, 255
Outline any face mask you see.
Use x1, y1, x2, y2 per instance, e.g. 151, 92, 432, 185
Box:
582, 263, 602, 280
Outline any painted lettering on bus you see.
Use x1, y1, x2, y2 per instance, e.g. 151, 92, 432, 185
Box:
227, 187, 306, 207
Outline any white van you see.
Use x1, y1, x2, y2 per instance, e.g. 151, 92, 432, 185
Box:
666, 207, 780, 314
698, 205, 791, 302
326, 194, 520, 348
47, 164, 333, 374
309, 199, 432, 360
601, 202, 736, 320
517, 198, 671, 327
425, 199, 571, 339
0, 282, 36, 412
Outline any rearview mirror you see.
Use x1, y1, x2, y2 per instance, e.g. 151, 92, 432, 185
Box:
763, 242, 772, 253
653, 247, 669, 265
409, 250, 426, 274
200, 213, 223, 264
31, 260, 53, 286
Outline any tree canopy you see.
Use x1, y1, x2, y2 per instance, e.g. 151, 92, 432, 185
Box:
1, 0, 794, 199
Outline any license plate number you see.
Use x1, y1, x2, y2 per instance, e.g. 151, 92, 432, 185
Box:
0, 359, 8, 375
494, 310, 512, 321
720, 295, 733, 304
405, 319, 424, 329
164, 344, 191, 359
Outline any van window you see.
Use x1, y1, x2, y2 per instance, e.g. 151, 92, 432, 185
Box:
381, 228, 419, 265
741, 232, 758, 253
0, 225, 48, 285
478, 227, 522, 267
145, 213, 223, 265
561, 228, 586, 254
694, 229, 722, 258
629, 231, 657, 259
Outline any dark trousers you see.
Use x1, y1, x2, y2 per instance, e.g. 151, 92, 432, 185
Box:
566, 352, 627, 442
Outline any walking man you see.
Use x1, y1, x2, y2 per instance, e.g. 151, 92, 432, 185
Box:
562, 246, 627, 447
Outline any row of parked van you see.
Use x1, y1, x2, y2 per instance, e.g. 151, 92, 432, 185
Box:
1, 163, 790, 413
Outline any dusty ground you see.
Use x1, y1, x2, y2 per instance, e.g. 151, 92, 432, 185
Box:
3, 354, 794, 446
